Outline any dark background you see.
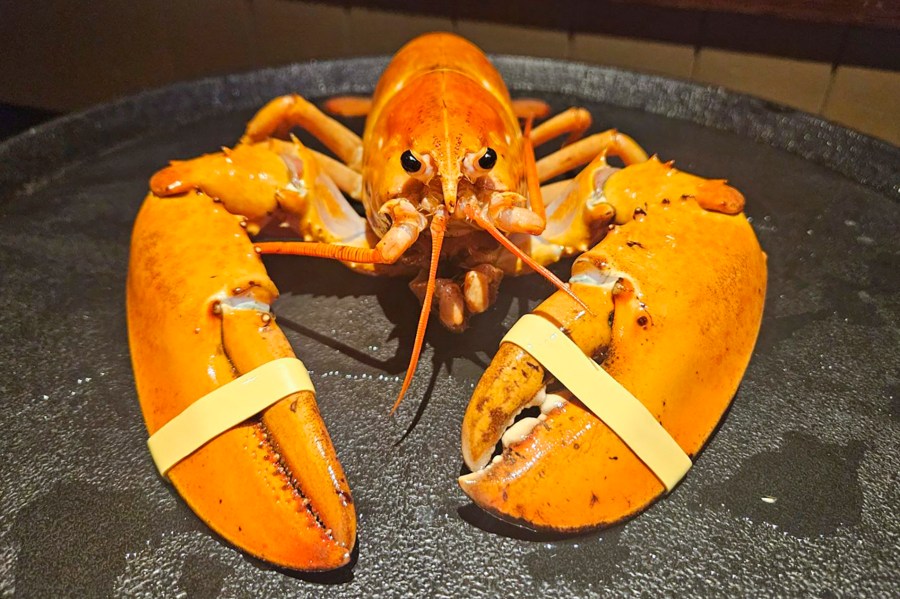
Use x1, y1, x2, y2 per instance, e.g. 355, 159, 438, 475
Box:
0, 0, 898, 144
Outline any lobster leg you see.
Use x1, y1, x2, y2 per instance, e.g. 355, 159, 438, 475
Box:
459, 158, 767, 532
463, 264, 505, 316
529, 107, 592, 147
242, 94, 364, 170
511, 98, 551, 119
408, 263, 504, 331
323, 96, 374, 117
308, 148, 363, 200
536, 130, 648, 182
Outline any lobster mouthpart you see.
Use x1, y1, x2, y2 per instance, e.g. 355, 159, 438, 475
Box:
459, 159, 766, 532
127, 191, 355, 570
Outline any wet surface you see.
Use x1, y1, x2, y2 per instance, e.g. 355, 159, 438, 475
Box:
889, 382, 900, 421
178, 554, 231, 599
523, 531, 630, 587
8, 482, 196, 597
0, 57, 897, 596
700, 432, 866, 537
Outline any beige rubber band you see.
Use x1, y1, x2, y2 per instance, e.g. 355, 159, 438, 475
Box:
502, 314, 691, 491
147, 357, 314, 477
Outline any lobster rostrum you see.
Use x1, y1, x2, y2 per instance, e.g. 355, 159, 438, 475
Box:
127, 32, 765, 570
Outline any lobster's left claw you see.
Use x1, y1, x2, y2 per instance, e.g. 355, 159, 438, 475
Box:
459, 159, 767, 532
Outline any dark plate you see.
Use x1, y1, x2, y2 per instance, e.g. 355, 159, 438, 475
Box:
0, 56, 897, 597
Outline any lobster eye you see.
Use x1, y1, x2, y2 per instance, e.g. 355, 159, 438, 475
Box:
401, 150, 422, 174
478, 147, 497, 170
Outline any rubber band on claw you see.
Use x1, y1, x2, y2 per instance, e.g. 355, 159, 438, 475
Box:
502, 314, 692, 491
147, 358, 315, 477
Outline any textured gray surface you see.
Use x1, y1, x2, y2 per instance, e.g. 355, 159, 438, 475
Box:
0, 57, 898, 598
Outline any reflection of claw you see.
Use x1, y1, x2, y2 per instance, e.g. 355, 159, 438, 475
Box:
460, 160, 767, 532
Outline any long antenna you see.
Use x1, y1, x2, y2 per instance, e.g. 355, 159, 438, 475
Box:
391, 208, 447, 414
465, 205, 590, 313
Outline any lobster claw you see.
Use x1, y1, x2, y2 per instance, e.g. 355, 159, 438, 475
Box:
127, 190, 355, 570
459, 158, 767, 532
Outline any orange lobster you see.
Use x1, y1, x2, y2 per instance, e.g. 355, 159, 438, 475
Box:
127, 32, 765, 570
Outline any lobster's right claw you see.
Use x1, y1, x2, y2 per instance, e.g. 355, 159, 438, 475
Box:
459, 160, 767, 532
128, 189, 356, 570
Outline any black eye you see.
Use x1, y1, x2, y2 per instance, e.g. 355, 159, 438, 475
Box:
478, 147, 497, 170
401, 150, 422, 173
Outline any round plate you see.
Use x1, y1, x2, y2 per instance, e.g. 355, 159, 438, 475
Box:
1, 56, 897, 597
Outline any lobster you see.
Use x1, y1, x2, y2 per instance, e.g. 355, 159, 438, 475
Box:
127, 32, 766, 571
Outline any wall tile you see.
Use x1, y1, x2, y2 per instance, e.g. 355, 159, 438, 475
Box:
693, 49, 832, 113
822, 66, 900, 146
0, 0, 68, 109
456, 20, 569, 59
571, 33, 694, 80
0, 0, 176, 111
252, 0, 352, 65
162, 0, 260, 79
347, 8, 453, 55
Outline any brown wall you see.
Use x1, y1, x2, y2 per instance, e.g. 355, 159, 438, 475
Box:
0, 0, 897, 145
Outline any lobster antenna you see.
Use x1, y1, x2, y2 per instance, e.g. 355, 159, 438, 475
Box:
391, 208, 447, 414
465, 205, 591, 314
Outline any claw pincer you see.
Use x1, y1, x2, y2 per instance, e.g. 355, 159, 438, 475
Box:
460, 158, 767, 532
127, 189, 355, 570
